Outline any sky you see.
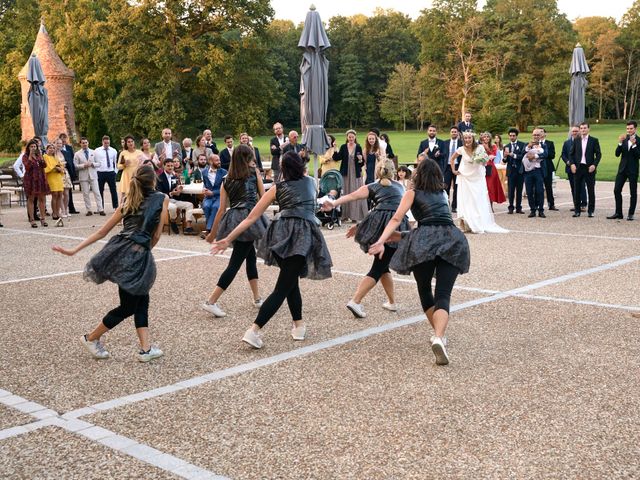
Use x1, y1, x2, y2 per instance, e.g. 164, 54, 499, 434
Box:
271, 0, 635, 24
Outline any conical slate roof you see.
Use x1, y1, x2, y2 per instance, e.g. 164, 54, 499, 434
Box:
18, 22, 74, 79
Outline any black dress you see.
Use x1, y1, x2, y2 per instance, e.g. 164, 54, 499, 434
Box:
257, 176, 333, 280
390, 190, 470, 275
354, 181, 409, 252
84, 191, 165, 295
216, 173, 269, 243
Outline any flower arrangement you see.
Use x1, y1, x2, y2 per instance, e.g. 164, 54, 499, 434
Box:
472, 146, 489, 165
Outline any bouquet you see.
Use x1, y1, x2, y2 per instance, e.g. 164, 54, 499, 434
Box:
471, 146, 489, 165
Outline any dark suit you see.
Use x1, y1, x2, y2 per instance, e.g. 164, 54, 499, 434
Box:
282, 142, 306, 159
270, 135, 287, 175
541, 139, 556, 208
333, 143, 364, 179
201, 166, 227, 231
561, 138, 587, 209
253, 147, 263, 171
156, 171, 177, 196
61, 144, 78, 213
613, 136, 640, 217
458, 121, 473, 133
219, 148, 233, 171
523, 144, 548, 214
443, 138, 461, 210
570, 135, 602, 214
182, 148, 194, 168
504, 140, 527, 212
205, 142, 219, 155
417, 137, 447, 174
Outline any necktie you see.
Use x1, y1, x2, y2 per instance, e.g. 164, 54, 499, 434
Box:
84, 149, 89, 160
105, 148, 110, 169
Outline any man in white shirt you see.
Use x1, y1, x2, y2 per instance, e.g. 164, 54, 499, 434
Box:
93, 135, 119, 210
73, 137, 104, 215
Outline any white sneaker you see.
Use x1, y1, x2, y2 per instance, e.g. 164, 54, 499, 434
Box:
430, 335, 448, 347
431, 336, 450, 366
242, 328, 263, 349
201, 302, 226, 317
254, 298, 264, 308
291, 325, 306, 341
81, 334, 110, 359
382, 302, 397, 312
346, 300, 367, 318
137, 346, 164, 363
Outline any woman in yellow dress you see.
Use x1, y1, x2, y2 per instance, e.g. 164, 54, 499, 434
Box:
54, 138, 73, 218
43, 143, 65, 226
117, 135, 143, 201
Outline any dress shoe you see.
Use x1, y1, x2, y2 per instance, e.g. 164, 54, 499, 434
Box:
606, 214, 623, 220
170, 222, 180, 234
516, 209, 525, 214
572, 212, 581, 217
528, 211, 536, 218
86, 211, 93, 216
69, 210, 80, 214
507, 209, 514, 215
588, 212, 594, 218
538, 212, 546, 218
628, 215, 635, 221
99, 211, 106, 216
548, 206, 559, 211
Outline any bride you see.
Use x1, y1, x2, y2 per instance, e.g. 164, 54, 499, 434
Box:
451, 131, 508, 234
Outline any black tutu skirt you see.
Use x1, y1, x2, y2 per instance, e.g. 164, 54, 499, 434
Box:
354, 209, 410, 252
216, 207, 269, 243
390, 224, 470, 276
84, 235, 157, 295
257, 217, 333, 280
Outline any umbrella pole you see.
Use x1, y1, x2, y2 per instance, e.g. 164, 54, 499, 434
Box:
313, 153, 319, 192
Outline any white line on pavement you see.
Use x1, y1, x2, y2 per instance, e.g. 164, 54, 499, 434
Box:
508, 229, 640, 242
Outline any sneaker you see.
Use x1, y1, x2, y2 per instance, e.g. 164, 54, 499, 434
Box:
346, 300, 367, 318
242, 328, 263, 349
430, 335, 448, 347
382, 302, 397, 312
137, 346, 164, 362
291, 324, 306, 341
431, 336, 450, 366
254, 298, 264, 308
201, 302, 226, 317
81, 334, 110, 359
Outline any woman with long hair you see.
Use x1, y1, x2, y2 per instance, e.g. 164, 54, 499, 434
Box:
480, 131, 506, 210
193, 135, 213, 165
369, 160, 470, 365
52, 165, 168, 362
212, 151, 332, 348
451, 131, 508, 234
322, 158, 409, 318
363, 131, 381, 185
333, 130, 367, 222
23, 139, 50, 228
493, 133, 508, 195
117, 135, 143, 202
43, 143, 65, 226
203, 144, 269, 317
140, 138, 159, 172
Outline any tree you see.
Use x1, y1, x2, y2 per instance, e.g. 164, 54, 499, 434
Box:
380, 63, 416, 131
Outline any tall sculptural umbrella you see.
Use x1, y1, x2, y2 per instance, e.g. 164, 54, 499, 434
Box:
27, 54, 49, 145
569, 43, 590, 128
299, 5, 331, 182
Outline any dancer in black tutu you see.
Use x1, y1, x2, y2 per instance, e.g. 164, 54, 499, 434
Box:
203, 145, 269, 317
52, 165, 168, 362
369, 160, 470, 365
321, 158, 409, 318
212, 151, 332, 348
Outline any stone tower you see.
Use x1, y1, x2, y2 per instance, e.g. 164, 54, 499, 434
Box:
18, 21, 76, 143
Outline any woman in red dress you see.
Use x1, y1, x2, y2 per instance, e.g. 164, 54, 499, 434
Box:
23, 139, 50, 228
480, 132, 506, 211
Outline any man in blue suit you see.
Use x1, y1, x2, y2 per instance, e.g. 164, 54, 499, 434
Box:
569, 122, 602, 217
457, 112, 473, 133
503, 128, 526, 214
417, 124, 447, 175
201, 153, 227, 234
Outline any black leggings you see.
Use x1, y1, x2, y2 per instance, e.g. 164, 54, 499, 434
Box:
254, 255, 305, 328
217, 240, 258, 290
366, 245, 396, 282
103, 287, 149, 329
412, 257, 459, 314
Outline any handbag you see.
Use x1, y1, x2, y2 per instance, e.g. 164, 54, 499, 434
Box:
115, 169, 123, 182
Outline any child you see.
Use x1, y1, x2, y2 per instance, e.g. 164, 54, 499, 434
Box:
52, 165, 169, 362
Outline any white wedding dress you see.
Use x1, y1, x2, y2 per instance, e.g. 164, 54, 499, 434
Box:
455, 146, 508, 234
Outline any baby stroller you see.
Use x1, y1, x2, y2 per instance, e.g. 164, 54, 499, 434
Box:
316, 169, 343, 230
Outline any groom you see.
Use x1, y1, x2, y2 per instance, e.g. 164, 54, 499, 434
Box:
503, 128, 526, 214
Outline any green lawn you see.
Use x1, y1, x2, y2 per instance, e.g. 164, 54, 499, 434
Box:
2, 123, 627, 180
250, 124, 626, 181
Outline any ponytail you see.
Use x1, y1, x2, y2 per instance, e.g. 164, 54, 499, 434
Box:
121, 165, 156, 216
376, 157, 396, 186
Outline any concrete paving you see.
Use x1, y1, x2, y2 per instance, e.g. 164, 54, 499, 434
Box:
1, 180, 639, 478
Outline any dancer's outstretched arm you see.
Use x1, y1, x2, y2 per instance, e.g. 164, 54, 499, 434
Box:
52, 209, 123, 256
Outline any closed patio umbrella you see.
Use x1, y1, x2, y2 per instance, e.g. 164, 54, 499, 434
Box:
569, 43, 590, 128
27, 53, 49, 145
